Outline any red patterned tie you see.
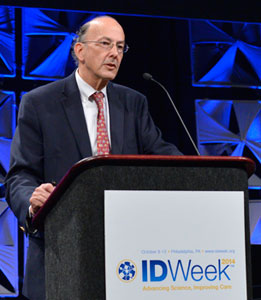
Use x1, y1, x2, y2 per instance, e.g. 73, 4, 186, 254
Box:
92, 92, 110, 155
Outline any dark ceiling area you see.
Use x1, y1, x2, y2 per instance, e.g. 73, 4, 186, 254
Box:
1, 0, 261, 22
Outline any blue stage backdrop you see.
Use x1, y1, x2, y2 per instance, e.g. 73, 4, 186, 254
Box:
0, 90, 18, 297
0, 5, 261, 299
190, 20, 261, 88
0, 7, 15, 78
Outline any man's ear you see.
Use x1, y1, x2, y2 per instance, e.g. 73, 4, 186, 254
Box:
74, 43, 85, 63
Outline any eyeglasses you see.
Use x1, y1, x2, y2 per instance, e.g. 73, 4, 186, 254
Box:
81, 40, 129, 54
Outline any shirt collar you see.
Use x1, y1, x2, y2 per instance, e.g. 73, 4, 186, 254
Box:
75, 69, 107, 102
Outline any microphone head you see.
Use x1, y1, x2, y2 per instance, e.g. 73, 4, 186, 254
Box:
142, 73, 153, 81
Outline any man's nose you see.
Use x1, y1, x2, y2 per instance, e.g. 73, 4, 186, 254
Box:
109, 43, 119, 56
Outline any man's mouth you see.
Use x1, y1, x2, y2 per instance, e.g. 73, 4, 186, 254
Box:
104, 62, 117, 69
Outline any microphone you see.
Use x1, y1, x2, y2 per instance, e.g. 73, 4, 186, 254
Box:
143, 72, 200, 156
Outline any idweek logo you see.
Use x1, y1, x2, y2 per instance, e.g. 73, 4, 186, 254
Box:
117, 260, 137, 282
117, 259, 232, 283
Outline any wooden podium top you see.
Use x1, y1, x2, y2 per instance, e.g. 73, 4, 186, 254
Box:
32, 155, 255, 229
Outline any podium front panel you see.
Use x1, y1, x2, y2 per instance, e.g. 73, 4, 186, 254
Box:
44, 164, 251, 300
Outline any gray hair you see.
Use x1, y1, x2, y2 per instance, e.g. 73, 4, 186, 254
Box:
71, 22, 90, 66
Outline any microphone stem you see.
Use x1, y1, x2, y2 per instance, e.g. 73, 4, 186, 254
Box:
151, 78, 200, 156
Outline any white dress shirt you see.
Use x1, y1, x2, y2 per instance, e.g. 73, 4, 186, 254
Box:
75, 70, 111, 156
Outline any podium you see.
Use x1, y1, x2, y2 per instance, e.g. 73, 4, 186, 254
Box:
33, 155, 255, 300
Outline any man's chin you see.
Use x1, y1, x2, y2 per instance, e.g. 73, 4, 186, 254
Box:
100, 70, 118, 81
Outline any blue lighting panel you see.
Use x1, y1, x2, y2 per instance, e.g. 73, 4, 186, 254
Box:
195, 99, 261, 189
22, 8, 99, 81
190, 20, 261, 88
0, 199, 18, 297
251, 217, 261, 244
0, 91, 16, 171
0, 91, 18, 297
0, 7, 15, 78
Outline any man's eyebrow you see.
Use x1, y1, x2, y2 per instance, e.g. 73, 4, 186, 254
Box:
99, 36, 111, 41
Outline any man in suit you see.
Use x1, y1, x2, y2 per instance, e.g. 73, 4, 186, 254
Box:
5, 16, 182, 299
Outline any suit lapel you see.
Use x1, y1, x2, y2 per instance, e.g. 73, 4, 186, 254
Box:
107, 82, 124, 154
61, 73, 92, 158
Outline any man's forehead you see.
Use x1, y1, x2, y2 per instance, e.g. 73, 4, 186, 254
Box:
86, 18, 125, 40
89, 16, 120, 27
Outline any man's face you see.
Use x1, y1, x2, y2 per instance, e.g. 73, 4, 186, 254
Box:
75, 17, 125, 88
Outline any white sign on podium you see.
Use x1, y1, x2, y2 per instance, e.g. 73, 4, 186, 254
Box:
105, 190, 247, 300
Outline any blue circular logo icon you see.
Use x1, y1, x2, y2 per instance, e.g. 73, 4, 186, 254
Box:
117, 259, 137, 282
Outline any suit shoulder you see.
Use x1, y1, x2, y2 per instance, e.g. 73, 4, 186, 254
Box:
25, 78, 66, 98
22, 73, 74, 104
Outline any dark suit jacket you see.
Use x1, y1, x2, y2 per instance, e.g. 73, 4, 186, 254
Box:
5, 72, 181, 300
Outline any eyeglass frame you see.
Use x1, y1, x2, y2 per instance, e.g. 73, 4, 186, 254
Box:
80, 39, 129, 54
